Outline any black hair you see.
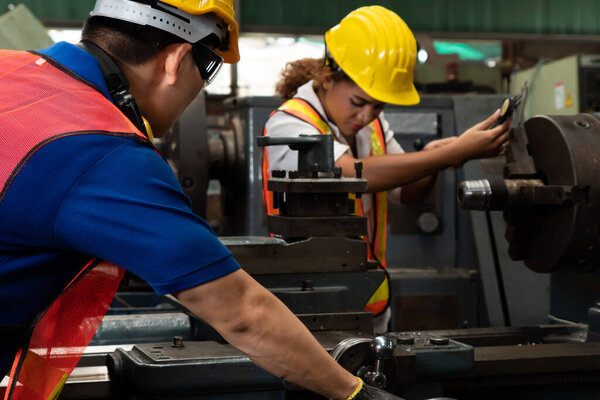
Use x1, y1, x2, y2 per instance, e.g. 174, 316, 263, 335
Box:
81, 16, 187, 65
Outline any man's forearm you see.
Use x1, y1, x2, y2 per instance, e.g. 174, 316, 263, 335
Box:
174, 269, 358, 400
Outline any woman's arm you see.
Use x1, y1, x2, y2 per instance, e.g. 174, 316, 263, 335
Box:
336, 111, 509, 193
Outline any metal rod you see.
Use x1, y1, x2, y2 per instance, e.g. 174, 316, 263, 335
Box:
485, 210, 511, 327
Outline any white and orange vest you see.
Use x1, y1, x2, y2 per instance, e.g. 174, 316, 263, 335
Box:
262, 98, 390, 315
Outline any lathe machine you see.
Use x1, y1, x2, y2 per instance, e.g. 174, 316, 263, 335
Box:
5, 99, 600, 399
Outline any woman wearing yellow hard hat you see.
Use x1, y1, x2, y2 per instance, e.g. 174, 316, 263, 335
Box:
262, 5, 510, 332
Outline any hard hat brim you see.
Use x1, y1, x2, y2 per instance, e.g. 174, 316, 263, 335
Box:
365, 84, 421, 106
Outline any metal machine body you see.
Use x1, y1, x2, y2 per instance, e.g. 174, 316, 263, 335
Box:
459, 114, 600, 326
83, 134, 388, 399
510, 54, 600, 120
223, 96, 501, 332
21, 98, 600, 400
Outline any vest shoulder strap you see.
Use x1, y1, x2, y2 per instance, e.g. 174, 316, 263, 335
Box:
369, 117, 387, 156
278, 98, 332, 134
0, 49, 148, 202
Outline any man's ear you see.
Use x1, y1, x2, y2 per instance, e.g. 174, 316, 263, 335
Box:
164, 43, 193, 86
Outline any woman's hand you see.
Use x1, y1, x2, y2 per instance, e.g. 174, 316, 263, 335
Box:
454, 110, 511, 166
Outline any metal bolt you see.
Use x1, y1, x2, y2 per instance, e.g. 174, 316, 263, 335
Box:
354, 162, 363, 179
311, 163, 319, 178
576, 120, 591, 128
333, 167, 342, 179
182, 177, 194, 188
172, 336, 184, 348
364, 370, 387, 389
354, 162, 364, 199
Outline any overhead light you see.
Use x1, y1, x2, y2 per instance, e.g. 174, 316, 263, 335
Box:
418, 49, 428, 64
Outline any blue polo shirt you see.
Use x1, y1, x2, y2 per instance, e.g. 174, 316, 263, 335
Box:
0, 42, 240, 373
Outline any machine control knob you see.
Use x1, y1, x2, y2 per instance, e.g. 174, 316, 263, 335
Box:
395, 333, 415, 345
370, 336, 395, 359
429, 336, 450, 346
359, 336, 395, 389
417, 212, 440, 233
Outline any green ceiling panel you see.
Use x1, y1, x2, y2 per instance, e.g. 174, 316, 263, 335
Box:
240, 0, 600, 36
3, 0, 600, 35
0, 1, 95, 25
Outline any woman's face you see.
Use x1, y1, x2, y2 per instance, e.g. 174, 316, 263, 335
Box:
320, 78, 386, 137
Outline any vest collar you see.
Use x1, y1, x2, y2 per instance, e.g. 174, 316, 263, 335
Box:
37, 42, 112, 102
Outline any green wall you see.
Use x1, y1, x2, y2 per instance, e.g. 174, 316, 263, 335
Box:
240, 0, 600, 35
3, 0, 600, 35
0, 1, 94, 25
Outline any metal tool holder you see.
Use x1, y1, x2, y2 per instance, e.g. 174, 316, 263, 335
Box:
257, 134, 368, 238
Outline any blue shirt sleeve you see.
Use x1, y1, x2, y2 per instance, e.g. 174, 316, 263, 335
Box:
52, 137, 240, 295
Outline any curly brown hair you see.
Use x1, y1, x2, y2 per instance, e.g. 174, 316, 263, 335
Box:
275, 57, 351, 100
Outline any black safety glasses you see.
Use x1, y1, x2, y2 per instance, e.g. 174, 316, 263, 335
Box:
192, 42, 224, 86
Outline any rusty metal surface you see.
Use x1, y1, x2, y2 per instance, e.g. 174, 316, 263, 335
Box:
466, 342, 600, 376
268, 215, 367, 238
222, 236, 368, 273
268, 177, 367, 193
411, 324, 586, 347
297, 312, 373, 335
503, 126, 537, 177
276, 192, 356, 217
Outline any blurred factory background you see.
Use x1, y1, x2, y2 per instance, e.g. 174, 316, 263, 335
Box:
4, 1, 600, 399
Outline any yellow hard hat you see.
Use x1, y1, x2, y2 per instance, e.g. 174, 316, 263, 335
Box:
325, 6, 419, 105
91, 0, 239, 63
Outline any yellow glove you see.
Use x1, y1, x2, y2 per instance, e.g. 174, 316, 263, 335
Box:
346, 377, 406, 400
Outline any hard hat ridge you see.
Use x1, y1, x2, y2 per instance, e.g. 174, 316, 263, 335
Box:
91, 0, 239, 63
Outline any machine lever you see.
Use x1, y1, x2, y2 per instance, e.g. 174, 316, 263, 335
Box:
256, 134, 335, 175
358, 336, 395, 389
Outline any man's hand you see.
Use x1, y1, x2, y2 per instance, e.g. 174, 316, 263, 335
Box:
348, 378, 406, 400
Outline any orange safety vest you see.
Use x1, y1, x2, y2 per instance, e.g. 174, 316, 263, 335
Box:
262, 98, 389, 315
0, 49, 148, 400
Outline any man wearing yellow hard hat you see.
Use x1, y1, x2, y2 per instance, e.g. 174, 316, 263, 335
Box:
0, 1, 399, 399
263, 6, 511, 332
